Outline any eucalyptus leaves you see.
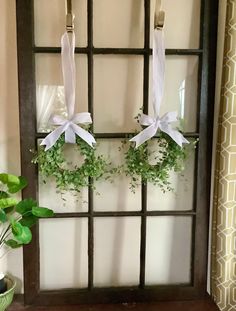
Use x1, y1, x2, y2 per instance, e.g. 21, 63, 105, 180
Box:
0, 173, 54, 251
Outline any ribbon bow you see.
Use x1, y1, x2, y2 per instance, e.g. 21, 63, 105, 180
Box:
41, 32, 96, 151
130, 29, 189, 148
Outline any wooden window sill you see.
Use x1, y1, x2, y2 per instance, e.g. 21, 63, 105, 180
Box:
9, 296, 219, 311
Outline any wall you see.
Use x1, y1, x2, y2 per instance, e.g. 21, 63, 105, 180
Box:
0, 0, 24, 292
0, 0, 226, 294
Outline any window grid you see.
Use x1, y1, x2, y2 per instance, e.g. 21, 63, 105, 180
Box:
16, 0, 218, 306
35, 0, 199, 289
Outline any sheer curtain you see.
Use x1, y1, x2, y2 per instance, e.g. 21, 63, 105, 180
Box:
37, 85, 66, 132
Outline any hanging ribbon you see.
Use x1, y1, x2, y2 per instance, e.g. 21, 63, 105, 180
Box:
130, 28, 189, 148
41, 32, 96, 151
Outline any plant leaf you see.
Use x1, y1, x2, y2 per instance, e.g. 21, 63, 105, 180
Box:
20, 215, 38, 228
0, 209, 7, 223
11, 221, 32, 244
32, 206, 54, 218
15, 198, 37, 215
4, 206, 14, 214
0, 198, 18, 209
0, 191, 9, 199
0, 174, 28, 194
5, 239, 23, 249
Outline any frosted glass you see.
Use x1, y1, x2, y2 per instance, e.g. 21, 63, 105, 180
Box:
94, 140, 141, 211
146, 217, 192, 285
149, 56, 199, 132
94, 217, 141, 287
35, 54, 88, 132
40, 218, 88, 289
150, 0, 201, 49
94, 0, 144, 48
94, 55, 143, 133
34, 0, 87, 47
147, 141, 195, 211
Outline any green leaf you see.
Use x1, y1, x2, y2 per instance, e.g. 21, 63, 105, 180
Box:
0, 174, 28, 194
0, 209, 7, 223
0, 173, 19, 185
15, 198, 37, 215
32, 206, 54, 218
4, 206, 14, 214
5, 239, 23, 249
0, 198, 18, 209
11, 221, 32, 244
20, 215, 38, 228
0, 191, 9, 199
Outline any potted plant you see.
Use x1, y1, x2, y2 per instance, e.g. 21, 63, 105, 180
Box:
0, 173, 54, 311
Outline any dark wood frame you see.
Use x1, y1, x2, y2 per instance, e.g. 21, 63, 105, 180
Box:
16, 0, 219, 307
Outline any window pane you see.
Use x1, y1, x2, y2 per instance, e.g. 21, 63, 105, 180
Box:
94, 0, 144, 48
34, 0, 87, 47
40, 218, 88, 289
39, 178, 88, 213
150, 0, 201, 49
94, 55, 143, 133
35, 54, 88, 133
149, 56, 199, 133
94, 217, 141, 287
147, 141, 196, 211
94, 139, 141, 211
146, 216, 192, 285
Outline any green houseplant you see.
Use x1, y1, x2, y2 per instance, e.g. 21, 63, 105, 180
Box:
0, 173, 54, 311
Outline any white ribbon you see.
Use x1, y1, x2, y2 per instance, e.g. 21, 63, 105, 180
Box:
41, 32, 96, 151
130, 29, 189, 148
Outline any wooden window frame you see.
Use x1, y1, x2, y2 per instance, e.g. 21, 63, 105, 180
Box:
16, 0, 219, 307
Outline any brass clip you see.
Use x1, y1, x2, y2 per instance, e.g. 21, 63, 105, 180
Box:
66, 0, 75, 32
154, 10, 165, 29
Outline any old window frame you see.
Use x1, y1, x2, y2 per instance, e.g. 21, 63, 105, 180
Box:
16, 0, 219, 306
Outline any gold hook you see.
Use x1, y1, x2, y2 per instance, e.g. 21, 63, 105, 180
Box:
66, 0, 75, 32
154, 0, 165, 29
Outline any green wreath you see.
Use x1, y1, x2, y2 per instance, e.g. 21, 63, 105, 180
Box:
32, 134, 109, 192
121, 131, 196, 193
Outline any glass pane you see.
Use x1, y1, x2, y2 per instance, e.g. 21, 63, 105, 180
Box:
94, 217, 141, 287
149, 56, 199, 132
94, 0, 144, 48
40, 218, 88, 289
150, 0, 201, 49
38, 178, 88, 214
94, 139, 141, 211
94, 55, 143, 133
34, 0, 87, 47
147, 142, 195, 211
146, 216, 192, 285
35, 54, 88, 133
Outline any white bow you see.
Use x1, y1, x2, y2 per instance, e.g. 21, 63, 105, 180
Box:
130, 29, 189, 148
41, 32, 96, 151
130, 112, 189, 148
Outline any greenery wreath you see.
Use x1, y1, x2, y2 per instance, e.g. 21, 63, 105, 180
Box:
121, 131, 197, 193
32, 134, 109, 192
